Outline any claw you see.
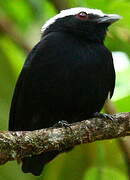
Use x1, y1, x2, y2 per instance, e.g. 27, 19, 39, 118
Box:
93, 112, 114, 120
53, 120, 70, 128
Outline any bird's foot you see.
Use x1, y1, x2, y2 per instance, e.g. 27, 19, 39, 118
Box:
53, 120, 73, 152
53, 120, 70, 128
93, 112, 114, 120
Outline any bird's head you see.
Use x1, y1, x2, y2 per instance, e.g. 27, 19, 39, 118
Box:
41, 7, 121, 43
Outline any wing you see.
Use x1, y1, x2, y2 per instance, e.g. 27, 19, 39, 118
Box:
9, 32, 73, 131
9, 43, 40, 131
109, 58, 115, 98
104, 48, 115, 98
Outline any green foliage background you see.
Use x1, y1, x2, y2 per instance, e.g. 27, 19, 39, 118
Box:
0, 0, 130, 179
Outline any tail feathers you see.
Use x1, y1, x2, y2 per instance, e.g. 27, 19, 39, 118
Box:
22, 151, 59, 176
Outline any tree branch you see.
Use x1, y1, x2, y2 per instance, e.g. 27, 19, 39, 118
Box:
48, 0, 70, 12
0, 18, 31, 53
0, 112, 130, 165
104, 100, 130, 180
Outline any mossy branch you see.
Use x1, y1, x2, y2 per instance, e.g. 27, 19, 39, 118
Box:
0, 112, 130, 165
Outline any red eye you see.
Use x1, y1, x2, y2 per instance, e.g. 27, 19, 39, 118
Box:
76, 12, 88, 20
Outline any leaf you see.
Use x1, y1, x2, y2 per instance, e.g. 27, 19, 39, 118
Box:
114, 95, 130, 112
83, 166, 128, 180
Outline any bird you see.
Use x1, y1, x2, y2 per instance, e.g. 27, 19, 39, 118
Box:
9, 7, 121, 176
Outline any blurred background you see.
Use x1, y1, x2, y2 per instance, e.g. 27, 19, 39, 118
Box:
0, 0, 130, 179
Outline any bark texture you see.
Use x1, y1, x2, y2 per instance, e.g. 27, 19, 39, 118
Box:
0, 112, 130, 165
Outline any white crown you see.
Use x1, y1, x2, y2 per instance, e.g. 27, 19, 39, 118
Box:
41, 7, 105, 33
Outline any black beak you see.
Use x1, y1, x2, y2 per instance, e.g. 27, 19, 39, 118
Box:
97, 14, 122, 24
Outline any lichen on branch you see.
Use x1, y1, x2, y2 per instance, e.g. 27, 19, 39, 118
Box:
0, 112, 130, 165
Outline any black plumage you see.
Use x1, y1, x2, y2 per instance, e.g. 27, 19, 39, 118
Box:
9, 7, 120, 176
